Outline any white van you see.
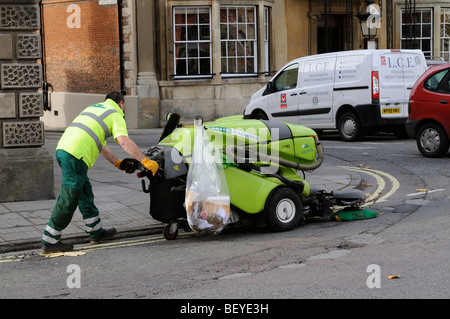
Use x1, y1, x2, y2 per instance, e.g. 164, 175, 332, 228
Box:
243, 49, 427, 141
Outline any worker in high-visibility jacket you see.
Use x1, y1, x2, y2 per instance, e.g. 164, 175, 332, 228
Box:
41, 91, 159, 254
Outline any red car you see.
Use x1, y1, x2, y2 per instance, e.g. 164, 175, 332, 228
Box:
406, 63, 450, 157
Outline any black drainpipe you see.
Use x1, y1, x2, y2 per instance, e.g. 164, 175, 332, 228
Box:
118, 0, 125, 96
39, 0, 53, 111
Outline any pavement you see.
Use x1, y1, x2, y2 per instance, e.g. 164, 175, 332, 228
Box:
0, 129, 361, 253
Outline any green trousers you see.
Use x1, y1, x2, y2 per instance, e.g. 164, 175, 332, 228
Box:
42, 149, 103, 245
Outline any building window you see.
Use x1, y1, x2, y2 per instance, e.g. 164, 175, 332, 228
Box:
220, 5, 257, 77
173, 7, 212, 79
441, 8, 450, 62
264, 7, 270, 75
401, 8, 433, 57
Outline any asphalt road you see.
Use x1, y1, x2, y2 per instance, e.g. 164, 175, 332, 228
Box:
1, 132, 449, 302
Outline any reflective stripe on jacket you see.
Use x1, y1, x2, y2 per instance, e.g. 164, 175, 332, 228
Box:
56, 99, 128, 168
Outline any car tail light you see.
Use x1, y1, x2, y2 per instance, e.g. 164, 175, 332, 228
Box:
372, 71, 380, 101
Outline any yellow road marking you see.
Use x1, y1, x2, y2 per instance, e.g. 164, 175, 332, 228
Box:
72, 232, 193, 253
0, 233, 193, 263
341, 166, 385, 204
0, 255, 26, 263
340, 166, 400, 207
364, 167, 400, 203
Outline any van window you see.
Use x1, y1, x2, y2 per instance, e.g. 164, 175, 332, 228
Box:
424, 69, 449, 91
273, 63, 299, 92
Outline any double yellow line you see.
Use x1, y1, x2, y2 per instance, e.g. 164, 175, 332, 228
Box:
0, 233, 192, 263
340, 166, 400, 207
0, 254, 30, 263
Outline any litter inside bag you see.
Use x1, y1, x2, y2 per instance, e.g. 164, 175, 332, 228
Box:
186, 192, 230, 233
185, 121, 230, 234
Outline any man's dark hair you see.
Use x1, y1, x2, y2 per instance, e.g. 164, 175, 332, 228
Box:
105, 91, 124, 105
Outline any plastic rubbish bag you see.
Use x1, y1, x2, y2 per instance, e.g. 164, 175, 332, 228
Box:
185, 117, 230, 234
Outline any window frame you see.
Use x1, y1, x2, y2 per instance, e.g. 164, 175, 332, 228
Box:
400, 7, 433, 58
441, 8, 450, 62
220, 5, 258, 78
173, 6, 213, 79
263, 6, 270, 75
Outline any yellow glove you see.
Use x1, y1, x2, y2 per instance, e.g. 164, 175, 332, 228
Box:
114, 159, 122, 169
141, 157, 159, 176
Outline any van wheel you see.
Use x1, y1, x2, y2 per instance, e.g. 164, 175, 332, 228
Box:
265, 187, 303, 232
338, 112, 363, 141
251, 111, 268, 120
416, 123, 450, 158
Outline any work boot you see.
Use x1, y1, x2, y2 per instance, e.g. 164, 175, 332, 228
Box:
42, 241, 74, 254
90, 227, 117, 244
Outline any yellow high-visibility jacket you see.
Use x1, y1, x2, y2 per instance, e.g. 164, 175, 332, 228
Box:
56, 99, 128, 168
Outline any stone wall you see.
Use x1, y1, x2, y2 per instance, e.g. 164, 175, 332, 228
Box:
0, 0, 54, 202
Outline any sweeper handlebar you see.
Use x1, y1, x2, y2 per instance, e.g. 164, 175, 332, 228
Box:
135, 164, 158, 194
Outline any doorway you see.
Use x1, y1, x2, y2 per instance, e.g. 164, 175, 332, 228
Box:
316, 14, 345, 54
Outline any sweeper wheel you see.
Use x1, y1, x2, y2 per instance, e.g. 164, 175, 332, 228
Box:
163, 224, 179, 240
265, 187, 303, 232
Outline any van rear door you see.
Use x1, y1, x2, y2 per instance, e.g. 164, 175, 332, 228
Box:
400, 50, 428, 107
377, 50, 426, 119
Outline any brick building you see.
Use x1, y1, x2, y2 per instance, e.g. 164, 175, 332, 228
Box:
41, 0, 121, 94
41, 0, 136, 129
